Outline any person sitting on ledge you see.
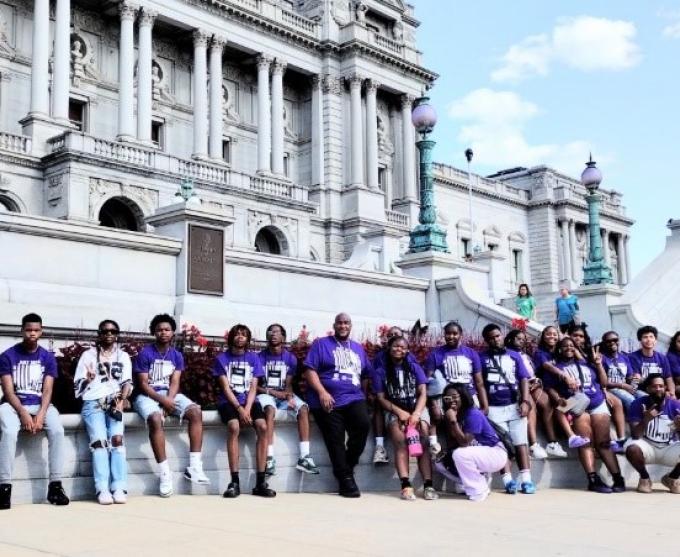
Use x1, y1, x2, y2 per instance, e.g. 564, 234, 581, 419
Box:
304, 312, 371, 498
624, 373, 680, 494
214, 324, 275, 498
256, 323, 319, 477
0, 313, 69, 510
74, 319, 132, 505
133, 313, 209, 497
628, 325, 676, 397
373, 335, 437, 501
600, 330, 641, 412
665, 331, 680, 399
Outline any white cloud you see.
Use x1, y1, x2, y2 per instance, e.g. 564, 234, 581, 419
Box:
659, 9, 680, 38
492, 16, 641, 83
447, 88, 602, 174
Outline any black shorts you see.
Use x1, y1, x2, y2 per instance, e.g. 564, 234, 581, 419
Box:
217, 401, 265, 424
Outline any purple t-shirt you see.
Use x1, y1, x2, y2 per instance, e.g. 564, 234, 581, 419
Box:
426, 345, 481, 394
547, 359, 605, 410
372, 360, 427, 411
0, 344, 58, 406
372, 347, 418, 370
461, 407, 501, 448
213, 350, 264, 406
258, 348, 297, 391
532, 347, 555, 378
601, 352, 631, 384
133, 344, 185, 392
479, 349, 529, 407
303, 336, 369, 409
627, 350, 671, 380
666, 351, 680, 379
629, 395, 680, 446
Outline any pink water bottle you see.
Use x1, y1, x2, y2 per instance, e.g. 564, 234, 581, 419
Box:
405, 425, 423, 457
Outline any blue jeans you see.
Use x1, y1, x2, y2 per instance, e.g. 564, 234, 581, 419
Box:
609, 388, 645, 412
81, 399, 126, 494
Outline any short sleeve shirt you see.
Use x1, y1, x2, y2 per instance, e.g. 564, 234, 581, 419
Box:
479, 349, 529, 407
666, 352, 680, 379
546, 359, 605, 410
258, 349, 298, 391
133, 344, 184, 391
462, 407, 501, 447
0, 344, 58, 406
372, 360, 427, 411
627, 350, 671, 380
629, 395, 680, 447
555, 295, 579, 324
303, 336, 369, 409
601, 353, 631, 384
426, 345, 481, 394
213, 351, 264, 406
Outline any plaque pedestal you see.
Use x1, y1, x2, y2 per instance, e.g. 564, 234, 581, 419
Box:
146, 202, 235, 299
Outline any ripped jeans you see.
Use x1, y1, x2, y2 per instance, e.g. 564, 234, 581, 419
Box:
81, 399, 126, 494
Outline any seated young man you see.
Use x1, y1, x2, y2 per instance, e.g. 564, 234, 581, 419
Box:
625, 373, 680, 494
133, 313, 209, 497
628, 325, 676, 397
257, 323, 319, 476
0, 313, 69, 509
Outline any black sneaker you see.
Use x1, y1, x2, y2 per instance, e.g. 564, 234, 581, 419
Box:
47, 481, 70, 506
252, 482, 277, 498
222, 482, 240, 498
339, 476, 361, 498
587, 475, 613, 494
0, 483, 11, 510
612, 476, 627, 493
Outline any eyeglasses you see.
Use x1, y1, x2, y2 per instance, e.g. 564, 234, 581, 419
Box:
604, 338, 619, 343
99, 329, 119, 335
442, 396, 455, 404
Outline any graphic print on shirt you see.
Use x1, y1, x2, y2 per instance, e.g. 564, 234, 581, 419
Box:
227, 362, 254, 394
563, 363, 593, 390
645, 413, 675, 444
332, 347, 361, 386
639, 361, 662, 379
264, 359, 287, 390
97, 361, 124, 383
443, 355, 473, 384
149, 360, 175, 389
13, 360, 45, 398
385, 367, 417, 403
606, 359, 627, 383
485, 355, 517, 395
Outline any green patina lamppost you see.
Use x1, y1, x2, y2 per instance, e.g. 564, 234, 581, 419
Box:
581, 155, 613, 285
408, 97, 448, 253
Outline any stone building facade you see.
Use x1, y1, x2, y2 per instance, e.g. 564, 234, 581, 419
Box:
0, 0, 633, 333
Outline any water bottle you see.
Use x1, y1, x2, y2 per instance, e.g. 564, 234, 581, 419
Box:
406, 425, 423, 457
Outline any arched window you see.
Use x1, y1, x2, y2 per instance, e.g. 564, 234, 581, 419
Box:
254, 227, 282, 255
98, 197, 142, 231
0, 195, 19, 212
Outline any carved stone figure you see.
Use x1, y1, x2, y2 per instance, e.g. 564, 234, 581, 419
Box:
70, 33, 98, 85
354, 1, 367, 23
222, 84, 239, 122
377, 115, 393, 154
151, 60, 175, 103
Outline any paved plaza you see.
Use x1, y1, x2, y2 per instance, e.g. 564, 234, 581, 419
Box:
0, 489, 676, 557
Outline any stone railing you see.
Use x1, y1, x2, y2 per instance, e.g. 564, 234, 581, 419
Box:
280, 8, 317, 34
373, 33, 403, 55
0, 131, 32, 155
211, 0, 319, 39
433, 163, 529, 202
386, 209, 409, 228
47, 132, 309, 204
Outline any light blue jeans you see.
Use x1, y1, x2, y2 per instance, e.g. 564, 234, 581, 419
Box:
609, 388, 646, 412
81, 399, 126, 494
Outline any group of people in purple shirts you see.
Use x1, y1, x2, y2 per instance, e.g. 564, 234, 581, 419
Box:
0, 312, 679, 509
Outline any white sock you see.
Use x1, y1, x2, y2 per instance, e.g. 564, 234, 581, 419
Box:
375, 437, 385, 448
189, 452, 202, 468
299, 441, 310, 457
267, 445, 275, 458
159, 460, 170, 477
429, 435, 438, 446
502, 472, 513, 485
520, 469, 532, 483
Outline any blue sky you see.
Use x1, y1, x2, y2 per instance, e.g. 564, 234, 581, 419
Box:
412, 0, 679, 276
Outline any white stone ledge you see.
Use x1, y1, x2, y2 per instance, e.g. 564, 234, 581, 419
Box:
0, 213, 182, 255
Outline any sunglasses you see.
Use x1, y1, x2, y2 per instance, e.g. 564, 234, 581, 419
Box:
442, 396, 456, 404
99, 329, 119, 335
604, 338, 619, 343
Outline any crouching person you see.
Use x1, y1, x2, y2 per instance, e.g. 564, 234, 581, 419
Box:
0, 313, 69, 509
74, 320, 132, 505
133, 314, 209, 497
625, 373, 680, 494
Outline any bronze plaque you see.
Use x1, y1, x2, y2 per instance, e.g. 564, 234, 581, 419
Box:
188, 225, 224, 295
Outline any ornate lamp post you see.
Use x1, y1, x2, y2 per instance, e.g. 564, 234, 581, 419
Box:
408, 97, 448, 253
581, 155, 613, 285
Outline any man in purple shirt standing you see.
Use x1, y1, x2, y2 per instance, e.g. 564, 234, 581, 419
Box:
0, 313, 69, 510
625, 373, 680, 494
304, 313, 370, 497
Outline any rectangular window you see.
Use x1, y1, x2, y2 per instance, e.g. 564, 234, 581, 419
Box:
460, 238, 470, 258
151, 120, 164, 149
378, 167, 387, 191
222, 138, 231, 164
283, 152, 290, 177
512, 249, 522, 283
68, 98, 87, 131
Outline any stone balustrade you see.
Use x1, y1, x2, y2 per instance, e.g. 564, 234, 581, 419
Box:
0, 131, 32, 156
385, 209, 410, 228
211, 0, 319, 39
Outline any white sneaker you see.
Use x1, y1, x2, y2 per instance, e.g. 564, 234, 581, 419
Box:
112, 489, 127, 504
530, 443, 548, 460
429, 441, 442, 458
545, 442, 568, 458
97, 490, 113, 505
159, 473, 174, 497
372, 445, 389, 465
184, 465, 210, 485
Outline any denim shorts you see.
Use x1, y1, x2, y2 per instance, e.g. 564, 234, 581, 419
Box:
385, 406, 431, 427
488, 403, 528, 446
257, 393, 307, 417
588, 401, 611, 416
133, 391, 198, 422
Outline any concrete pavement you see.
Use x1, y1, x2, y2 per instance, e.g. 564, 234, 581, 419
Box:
0, 489, 677, 556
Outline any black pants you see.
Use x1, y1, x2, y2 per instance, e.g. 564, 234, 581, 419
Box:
312, 400, 370, 480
